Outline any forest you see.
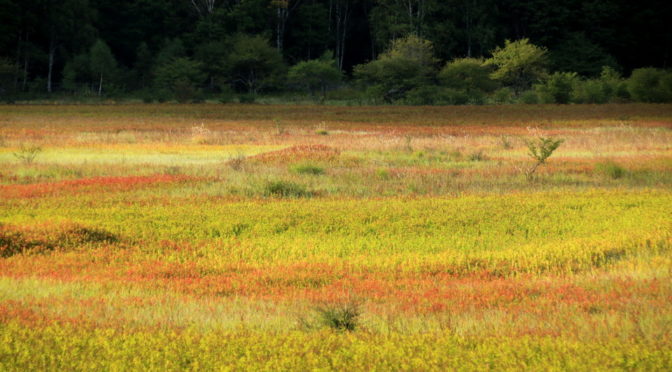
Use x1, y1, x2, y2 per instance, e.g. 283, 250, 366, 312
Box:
0, 0, 671, 104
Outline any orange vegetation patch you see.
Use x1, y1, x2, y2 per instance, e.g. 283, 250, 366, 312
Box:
3, 251, 669, 317
0, 174, 193, 199
248, 145, 340, 164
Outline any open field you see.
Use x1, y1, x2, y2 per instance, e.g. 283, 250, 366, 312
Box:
1, 104, 672, 370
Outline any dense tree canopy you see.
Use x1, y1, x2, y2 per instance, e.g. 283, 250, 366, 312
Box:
0, 0, 670, 100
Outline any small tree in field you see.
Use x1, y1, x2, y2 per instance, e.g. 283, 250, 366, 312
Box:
524, 136, 564, 180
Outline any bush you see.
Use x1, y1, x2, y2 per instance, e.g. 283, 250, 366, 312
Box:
315, 302, 361, 332
376, 168, 391, 180
628, 68, 672, 103
173, 78, 203, 103
595, 161, 627, 179
238, 94, 256, 103
492, 87, 514, 104
264, 180, 311, 198
468, 150, 487, 161
218, 86, 236, 104
518, 90, 539, 104
325, 86, 365, 102
572, 79, 607, 104
572, 67, 631, 104
403, 86, 441, 105
535, 72, 578, 104
599, 67, 630, 102
140, 90, 155, 103
291, 163, 325, 175
405, 86, 479, 105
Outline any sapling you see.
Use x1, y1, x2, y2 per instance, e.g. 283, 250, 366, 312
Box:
524, 136, 564, 180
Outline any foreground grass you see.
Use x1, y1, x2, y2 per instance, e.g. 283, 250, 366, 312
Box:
2, 323, 670, 371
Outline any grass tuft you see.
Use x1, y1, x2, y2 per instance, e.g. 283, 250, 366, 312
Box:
595, 161, 627, 179
264, 180, 312, 198
291, 163, 325, 175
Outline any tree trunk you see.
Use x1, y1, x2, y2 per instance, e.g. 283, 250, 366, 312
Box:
276, 7, 285, 52
22, 53, 29, 92
21, 32, 29, 91
333, 0, 350, 71
14, 33, 22, 91
47, 39, 55, 93
98, 73, 103, 96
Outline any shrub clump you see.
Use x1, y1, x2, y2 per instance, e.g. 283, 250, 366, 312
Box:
315, 301, 361, 332
291, 163, 325, 175
595, 161, 627, 179
264, 180, 311, 198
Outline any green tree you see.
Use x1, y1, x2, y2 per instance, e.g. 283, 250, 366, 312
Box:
62, 53, 91, 93
439, 58, 497, 96
354, 34, 437, 102
154, 39, 186, 68
369, 0, 435, 47
288, 52, 342, 101
89, 39, 117, 96
133, 42, 153, 90
227, 34, 286, 95
154, 57, 205, 102
194, 41, 230, 90
41, 0, 96, 93
550, 33, 617, 77
486, 39, 548, 94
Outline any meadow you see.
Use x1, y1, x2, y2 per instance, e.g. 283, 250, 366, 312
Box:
1, 103, 671, 370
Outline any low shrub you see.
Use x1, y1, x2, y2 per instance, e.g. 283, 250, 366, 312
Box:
315, 301, 361, 332
535, 72, 578, 104
518, 90, 539, 104
376, 168, 391, 180
468, 150, 487, 161
238, 94, 256, 104
595, 161, 627, 179
291, 163, 325, 175
264, 180, 311, 198
492, 87, 514, 104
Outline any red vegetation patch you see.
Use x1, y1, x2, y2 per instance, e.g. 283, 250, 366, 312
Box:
0, 174, 192, 199
6, 251, 668, 318
248, 145, 340, 164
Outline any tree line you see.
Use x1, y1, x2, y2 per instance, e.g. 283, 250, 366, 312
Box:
0, 0, 670, 104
